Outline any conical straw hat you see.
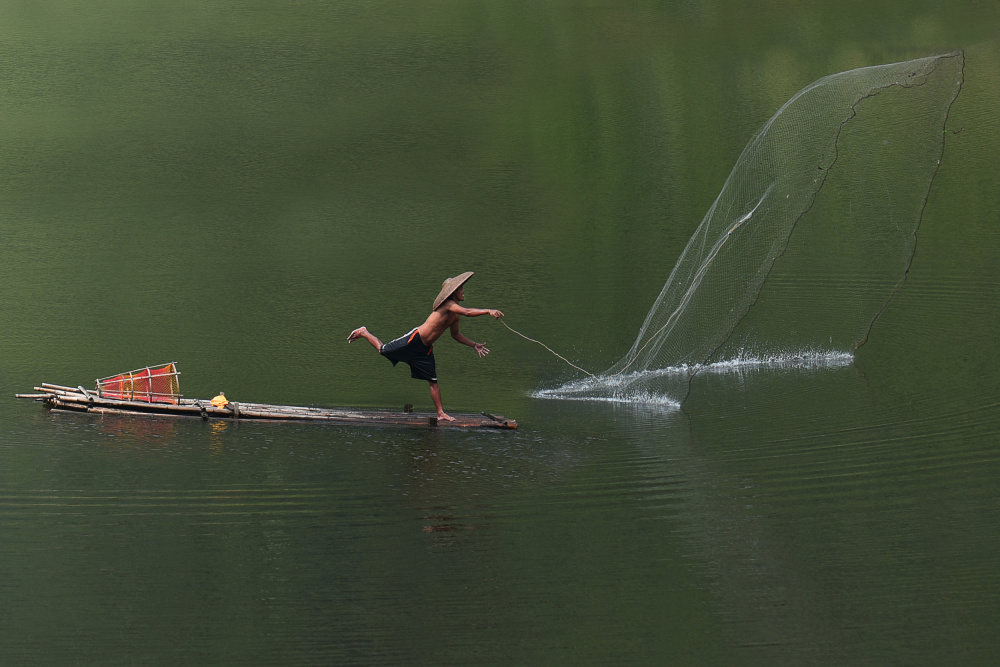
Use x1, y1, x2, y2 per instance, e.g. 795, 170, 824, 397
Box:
433, 271, 474, 310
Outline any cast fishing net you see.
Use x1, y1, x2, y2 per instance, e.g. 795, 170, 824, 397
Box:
539, 51, 964, 405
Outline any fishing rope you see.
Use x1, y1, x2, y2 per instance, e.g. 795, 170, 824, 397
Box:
498, 319, 597, 378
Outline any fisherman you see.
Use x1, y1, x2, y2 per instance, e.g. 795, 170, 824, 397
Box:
347, 272, 503, 422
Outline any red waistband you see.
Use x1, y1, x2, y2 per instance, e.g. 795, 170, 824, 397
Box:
409, 329, 432, 354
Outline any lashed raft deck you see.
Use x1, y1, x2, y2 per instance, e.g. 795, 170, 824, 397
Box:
17, 384, 517, 430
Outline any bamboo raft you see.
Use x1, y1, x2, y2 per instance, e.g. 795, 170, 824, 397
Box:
16, 384, 517, 430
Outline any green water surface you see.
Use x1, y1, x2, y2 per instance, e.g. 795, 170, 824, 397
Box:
1, 2, 998, 664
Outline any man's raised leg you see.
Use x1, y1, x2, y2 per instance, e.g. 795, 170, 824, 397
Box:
428, 382, 454, 421
348, 326, 383, 352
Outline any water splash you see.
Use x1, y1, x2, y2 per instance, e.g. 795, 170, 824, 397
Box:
535, 349, 854, 406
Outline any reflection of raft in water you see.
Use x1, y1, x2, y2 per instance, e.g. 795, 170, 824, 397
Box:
15, 363, 517, 430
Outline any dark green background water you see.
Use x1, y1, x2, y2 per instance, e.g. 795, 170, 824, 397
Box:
2, 2, 998, 664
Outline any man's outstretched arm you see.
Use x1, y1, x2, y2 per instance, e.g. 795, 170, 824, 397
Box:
447, 304, 504, 319
450, 321, 492, 357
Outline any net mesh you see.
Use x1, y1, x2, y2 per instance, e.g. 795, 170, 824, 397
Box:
96, 363, 181, 404
540, 52, 965, 405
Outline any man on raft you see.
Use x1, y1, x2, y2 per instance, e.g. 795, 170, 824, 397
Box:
347, 272, 504, 421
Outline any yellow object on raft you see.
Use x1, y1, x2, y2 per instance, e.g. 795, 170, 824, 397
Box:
211, 393, 229, 408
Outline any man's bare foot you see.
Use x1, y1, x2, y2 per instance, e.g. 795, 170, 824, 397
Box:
438, 412, 456, 422
347, 326, 368, 343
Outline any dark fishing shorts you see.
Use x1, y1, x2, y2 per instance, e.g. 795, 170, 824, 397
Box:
380, 328, 438, 383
